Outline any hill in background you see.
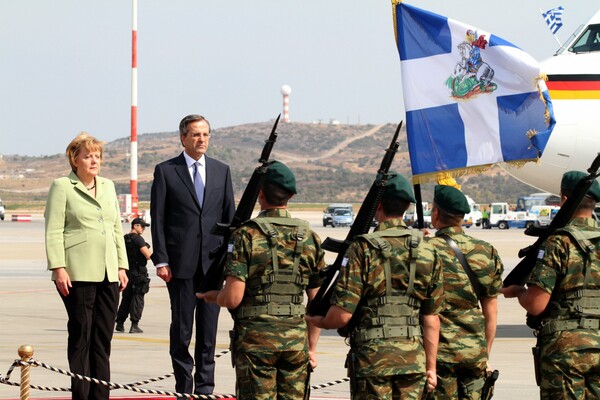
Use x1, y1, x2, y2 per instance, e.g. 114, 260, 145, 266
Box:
0, 121, 538, 207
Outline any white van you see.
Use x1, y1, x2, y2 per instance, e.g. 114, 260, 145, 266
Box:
529, 205, 559, 226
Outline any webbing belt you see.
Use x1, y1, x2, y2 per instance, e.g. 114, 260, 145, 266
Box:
236, 303, 305, 319
538, 317, 600, 335
353, 325, 422, 343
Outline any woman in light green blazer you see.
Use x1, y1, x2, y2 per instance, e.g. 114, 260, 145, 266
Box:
45, 133, 128, 400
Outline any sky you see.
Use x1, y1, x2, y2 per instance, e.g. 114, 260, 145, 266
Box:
1, 0, 599, 156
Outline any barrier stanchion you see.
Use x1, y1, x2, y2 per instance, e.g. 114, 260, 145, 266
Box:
18, 345, 33, 400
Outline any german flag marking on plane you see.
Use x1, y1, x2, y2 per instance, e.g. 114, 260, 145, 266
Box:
546, 74, 600, 100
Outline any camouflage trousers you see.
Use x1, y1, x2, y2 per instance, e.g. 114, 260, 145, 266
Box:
539, 346, 600, 399
434, 361, 486, 400
234, 350, 310, 400
350, 373, 426, 400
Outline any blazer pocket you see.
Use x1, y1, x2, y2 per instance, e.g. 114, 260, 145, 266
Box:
64, 233, 87, 249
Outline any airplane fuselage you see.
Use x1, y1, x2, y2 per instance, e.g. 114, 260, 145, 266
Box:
506, 11, 600, 194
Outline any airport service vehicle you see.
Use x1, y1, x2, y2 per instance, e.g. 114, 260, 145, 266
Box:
505, 9, 600, 195
516, 193, 560, 212
404, 202, 430, 228
528, 205, 560, 226
323, 203, 354, 227
463, 195, 482, 228
488, 202, 539, 229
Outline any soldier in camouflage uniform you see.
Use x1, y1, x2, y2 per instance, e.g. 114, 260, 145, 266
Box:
427, 185, 504, 400
307, 172, 445, 400
502, 171, 600, 399
199, 161, 326, 400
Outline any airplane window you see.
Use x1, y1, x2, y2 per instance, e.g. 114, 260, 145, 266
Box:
570, 24, 600, 53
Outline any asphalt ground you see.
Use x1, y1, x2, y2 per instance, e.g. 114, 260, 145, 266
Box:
0, 212, 541, 399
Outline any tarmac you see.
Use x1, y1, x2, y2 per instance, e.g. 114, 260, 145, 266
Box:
0, 212, 541, 399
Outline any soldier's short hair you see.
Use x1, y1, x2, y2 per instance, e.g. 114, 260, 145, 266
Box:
262, 181, 293, 206
381, 196, 410, 217
562, 189, 597, 211
433, 202, 463, 226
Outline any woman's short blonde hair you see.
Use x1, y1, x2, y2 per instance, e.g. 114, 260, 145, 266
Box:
66, 132, 105, 173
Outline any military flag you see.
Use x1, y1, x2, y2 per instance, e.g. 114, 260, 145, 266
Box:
391, 1, 555, 183
542, 6, 565, 35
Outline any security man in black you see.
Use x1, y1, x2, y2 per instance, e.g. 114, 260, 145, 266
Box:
116, 217, 152, 333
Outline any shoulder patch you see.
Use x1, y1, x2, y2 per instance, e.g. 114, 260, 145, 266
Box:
537, 249, 545, 259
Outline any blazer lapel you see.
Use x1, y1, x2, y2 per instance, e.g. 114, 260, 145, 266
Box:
68, 171, 98, 202
94, 177, 105, 201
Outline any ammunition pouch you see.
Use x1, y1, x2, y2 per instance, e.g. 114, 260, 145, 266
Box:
131, 276, 150, 295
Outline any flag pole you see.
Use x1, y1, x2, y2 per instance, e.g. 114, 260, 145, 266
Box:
414, 183, 424, 229
539, 8, 562, 47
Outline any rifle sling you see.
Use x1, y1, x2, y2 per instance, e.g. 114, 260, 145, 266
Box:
440, 234, 484, 299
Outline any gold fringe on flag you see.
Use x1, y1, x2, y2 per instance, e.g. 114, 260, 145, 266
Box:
411, 165, 494, 185
391, 0, 403, 47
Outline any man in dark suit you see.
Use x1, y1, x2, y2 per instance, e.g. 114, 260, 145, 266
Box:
150, 114, 235, 395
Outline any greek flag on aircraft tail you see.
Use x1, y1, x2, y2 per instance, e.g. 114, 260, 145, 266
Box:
542, 6, 564, 34
391, 1, 555, 183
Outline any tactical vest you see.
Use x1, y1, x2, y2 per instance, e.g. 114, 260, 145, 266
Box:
352, 229, 423, 344
537, 226, 600, 335
233, 217, 310, 320
124, 233, 148, 274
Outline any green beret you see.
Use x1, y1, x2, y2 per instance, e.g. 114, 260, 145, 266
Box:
561, 170, 600, 201
434, 185, 471, 215
265, 161, 297, 194
384, 172, 416, 202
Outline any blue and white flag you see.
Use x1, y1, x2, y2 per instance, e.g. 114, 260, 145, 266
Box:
542, 6, 564, 34
392, 2, 555, 183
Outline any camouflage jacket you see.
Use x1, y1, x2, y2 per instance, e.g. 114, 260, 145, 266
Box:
330, 218, 444, 377
224, 208, 326, 353
528, 217, 600, 350
427, 226, 504, 365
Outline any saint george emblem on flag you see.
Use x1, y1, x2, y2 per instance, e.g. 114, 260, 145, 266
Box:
543, 6, 564, 35
391, 1, 555, 183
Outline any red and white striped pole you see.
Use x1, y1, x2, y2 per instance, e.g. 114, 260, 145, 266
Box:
281, 85, 291, 123
130, 0, 139, 217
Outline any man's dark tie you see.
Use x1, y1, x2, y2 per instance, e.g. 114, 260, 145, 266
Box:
193, 162, 204, 207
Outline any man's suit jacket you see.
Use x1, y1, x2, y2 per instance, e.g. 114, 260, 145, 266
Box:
150, 153, 235, 279
45, 171, 128, 282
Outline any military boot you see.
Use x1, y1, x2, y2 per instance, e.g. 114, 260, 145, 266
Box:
129, 323, 143, 334
115, 322, 124, 332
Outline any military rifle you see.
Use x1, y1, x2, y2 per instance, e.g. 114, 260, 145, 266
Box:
307, 121, 402, 316
503, 152, 600, 287
197, 114, 281, 293
482, 369, 499, 400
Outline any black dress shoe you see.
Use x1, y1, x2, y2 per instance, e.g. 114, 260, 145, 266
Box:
115, 322, 124, 332
129, 323, 143, 334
